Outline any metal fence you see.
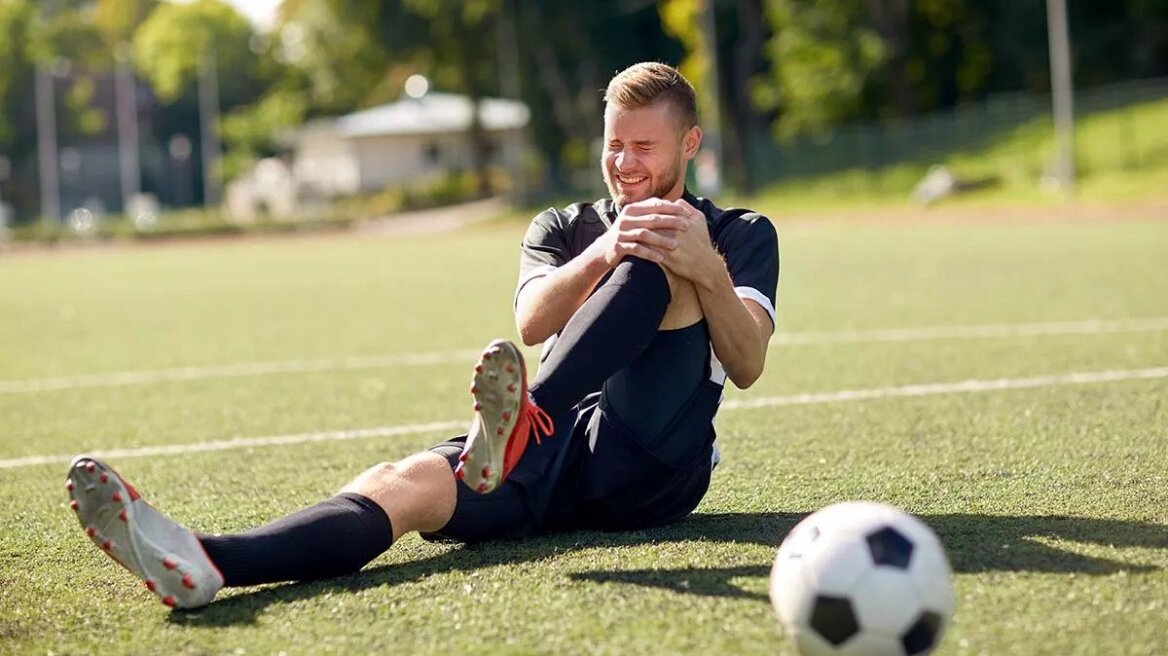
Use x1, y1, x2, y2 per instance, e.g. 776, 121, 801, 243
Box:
743, 77, 1168, 193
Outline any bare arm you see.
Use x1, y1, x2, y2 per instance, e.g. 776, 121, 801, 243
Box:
694, 267, 773, 388
515, 200, 691, 345
514, 253, 609, 346
657, 202, 773, 389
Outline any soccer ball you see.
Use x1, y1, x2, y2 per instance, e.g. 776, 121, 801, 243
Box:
769, 502, 955, 656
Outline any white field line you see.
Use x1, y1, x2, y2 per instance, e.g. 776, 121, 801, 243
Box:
720, 366, 1168, 410
0, 421, 466, 470
2, 317, 1167, 395
769, 316, 1168, 345
0, 350, 482, 394
3, 366, 1165, 470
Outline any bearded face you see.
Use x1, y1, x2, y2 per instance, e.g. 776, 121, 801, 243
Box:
601, 101, 699, 209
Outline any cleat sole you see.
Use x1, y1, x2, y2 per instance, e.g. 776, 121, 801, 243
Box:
458, 340, 525, 494
66, 456, 223, 609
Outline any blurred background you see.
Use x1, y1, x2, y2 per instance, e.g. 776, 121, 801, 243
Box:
0, 0, 1165, 240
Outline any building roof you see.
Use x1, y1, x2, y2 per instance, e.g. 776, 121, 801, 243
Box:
317, 92, 530, 139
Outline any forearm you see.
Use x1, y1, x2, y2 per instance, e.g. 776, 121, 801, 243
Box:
515, 250, 610, 345
694, 266, 771, 389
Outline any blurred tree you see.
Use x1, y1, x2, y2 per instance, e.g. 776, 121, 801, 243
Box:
404, 0, 499, 196
131, 0, 264, 200
132, 0, 257, 106
277, 0, 393, 112
754, 0, 885, 138
661, 0, 770, 193
515, 0, 683, 189
1, 0, 110, 217
93, 0, 159, 47
0, 0, 36, 146
271, 0, 685, 194
31, 7, 110, 138
219, 84, 309, 182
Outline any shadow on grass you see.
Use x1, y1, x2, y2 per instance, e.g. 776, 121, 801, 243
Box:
169, 512, 1167, 626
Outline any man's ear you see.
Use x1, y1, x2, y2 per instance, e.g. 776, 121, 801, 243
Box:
683, 125, 703, 159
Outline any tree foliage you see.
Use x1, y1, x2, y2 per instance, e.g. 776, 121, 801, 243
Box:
2, 0, 1167, 219
755, 0, 885, 138
0, 0, 36, 145
93, 0, 159, 47
132, 0, 257, 105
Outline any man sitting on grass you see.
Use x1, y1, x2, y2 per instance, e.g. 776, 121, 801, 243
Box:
66, 62, 779, 609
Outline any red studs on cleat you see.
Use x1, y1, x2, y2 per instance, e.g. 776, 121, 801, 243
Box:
501, 411, 511, 422
474, 364, 483, 373
145, 579, 156, 592
99, 474, 108, 484
162, 557, 177, 570
101, 540, 111, 551
162, 596, 176, 608
118, 510, 128, 522
496, 427, 504, 436
470, 385, 478, 394
473, 402, 481, 412
481, 467, 491, 479
182, 574, 196, 589
86, 527, 96, 538
476, 483, 488, 493
505, 364, 515, 374
111, 492, 122, 503
454, 465, 465, 480
70, 500, 79, 511
66, 479, 74, 491
507, 384, 517, 393
457, 452, 468, 462
85, 462, 96, 473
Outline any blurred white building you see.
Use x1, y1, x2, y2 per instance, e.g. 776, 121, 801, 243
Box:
291, 92, 530, 197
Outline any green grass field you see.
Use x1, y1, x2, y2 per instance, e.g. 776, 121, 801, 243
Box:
1, 212, 1166, 655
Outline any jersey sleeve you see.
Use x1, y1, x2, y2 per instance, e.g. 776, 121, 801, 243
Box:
515, 208, 569, 305
719, 214, 779, 327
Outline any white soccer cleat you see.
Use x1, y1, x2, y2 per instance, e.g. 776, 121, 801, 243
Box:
456, 339, 553, 494
66, 456, 224, 609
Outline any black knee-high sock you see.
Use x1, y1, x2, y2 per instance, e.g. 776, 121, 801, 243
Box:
529, 257, 671, 417
198, 492, 394, 587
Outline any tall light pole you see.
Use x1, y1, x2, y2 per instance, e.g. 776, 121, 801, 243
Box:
114, 43, 142, 214
35, 64, 61, 224
495, 0, 526, 205
198, 48, 222, 207
1046, 0, 1075, 195
697, 0, 723, 196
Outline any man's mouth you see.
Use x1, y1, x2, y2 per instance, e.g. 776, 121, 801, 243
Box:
614, 173, 648, 186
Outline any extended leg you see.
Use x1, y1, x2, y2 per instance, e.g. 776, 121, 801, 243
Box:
65, 451, 456, 608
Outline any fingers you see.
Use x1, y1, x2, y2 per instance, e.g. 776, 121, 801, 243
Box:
616, 241, 665, 263
621, 198, 687, 216
619, 214, 689, 232
622, 227, 677, 250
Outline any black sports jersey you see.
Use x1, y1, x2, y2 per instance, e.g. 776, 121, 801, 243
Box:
516, 189, 780, 352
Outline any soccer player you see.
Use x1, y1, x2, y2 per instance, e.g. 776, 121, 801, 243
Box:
66, 62, 779, 609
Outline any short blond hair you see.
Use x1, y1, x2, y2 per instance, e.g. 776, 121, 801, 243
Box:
603, 62, 698, 132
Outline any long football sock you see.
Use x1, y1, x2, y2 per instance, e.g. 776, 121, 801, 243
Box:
529, 256, 671, 417
198, 492, 393, 587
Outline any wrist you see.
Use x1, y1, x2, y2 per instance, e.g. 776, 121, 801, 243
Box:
582, 240, 615, 274
694, 249, 730, 292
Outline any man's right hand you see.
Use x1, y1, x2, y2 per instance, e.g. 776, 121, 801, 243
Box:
585, 198, 690, 268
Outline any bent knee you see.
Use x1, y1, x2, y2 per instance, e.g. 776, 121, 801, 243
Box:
347, 453, 450, 494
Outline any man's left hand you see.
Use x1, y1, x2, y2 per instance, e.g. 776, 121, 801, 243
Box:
658, 200, 722, 288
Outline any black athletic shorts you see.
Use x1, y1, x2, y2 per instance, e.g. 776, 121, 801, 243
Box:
422, 322, 722, 544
